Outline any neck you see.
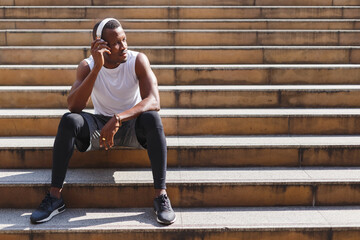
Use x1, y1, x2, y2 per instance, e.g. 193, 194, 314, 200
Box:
103, 61, 121, 69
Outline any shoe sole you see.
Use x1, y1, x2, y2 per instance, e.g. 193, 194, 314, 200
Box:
31, 204, 66, 224
154, 210, 177, 225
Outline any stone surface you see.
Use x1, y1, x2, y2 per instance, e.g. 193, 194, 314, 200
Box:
1, 0, 360, 238
1, 19, 360, 30
1, 167, 360, 185
1, 207, 360, 230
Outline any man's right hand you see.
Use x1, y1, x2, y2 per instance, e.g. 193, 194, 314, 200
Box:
91, 37, 111, 69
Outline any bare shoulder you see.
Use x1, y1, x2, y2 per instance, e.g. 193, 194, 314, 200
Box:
135, 52, 151, 76
136, 52, 150, 65
76, 59, 91, 82
77, 59, 91, 74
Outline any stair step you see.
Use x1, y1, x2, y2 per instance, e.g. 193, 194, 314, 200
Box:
1, 0, 359, 6
1, 206, 359, 239
1, 64, 360, 85
0, 0, 358, 237
2, 19, 360, 30
1, 46, 358, 65
1, 6, 359, 19
1, 167, 360, 207
2, 108, 360, 136
0, 0, 244, 6
1, 29, 360, 46
1, 85, 360, 108
1, 136, 360, 168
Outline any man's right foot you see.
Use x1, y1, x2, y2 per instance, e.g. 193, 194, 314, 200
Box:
30, 193, 66, 224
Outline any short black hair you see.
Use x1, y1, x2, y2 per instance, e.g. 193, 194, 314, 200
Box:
92, 19, 122, 40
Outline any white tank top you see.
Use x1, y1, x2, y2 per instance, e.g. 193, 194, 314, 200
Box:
84, 50, 142, 116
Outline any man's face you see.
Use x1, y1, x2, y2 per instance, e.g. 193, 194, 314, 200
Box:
102, 27, 128, 65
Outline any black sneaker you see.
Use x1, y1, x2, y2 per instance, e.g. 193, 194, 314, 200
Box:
30, 193, 66, 224
153, 194, 176, 225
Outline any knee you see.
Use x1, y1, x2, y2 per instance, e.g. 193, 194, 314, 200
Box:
58, 112, 84, 133
138, 111, 163, 130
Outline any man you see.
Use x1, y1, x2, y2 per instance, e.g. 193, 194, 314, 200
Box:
30, 18, 176, 225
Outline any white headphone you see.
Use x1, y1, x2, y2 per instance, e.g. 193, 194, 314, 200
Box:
96, 18, 121, 39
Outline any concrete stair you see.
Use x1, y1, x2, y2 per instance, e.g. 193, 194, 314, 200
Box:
1, 167, 360, 208
2, 19, 360, 30
1, 0, 359, 6
1, 206, 360, 240
1, 136, 360, 168
1, 47, 359, 65
2, 85, 360, 108
1, 6, 359, 19
3, 109, 360, 136
1, 29, 360, 46
1, 0, 360, 239
1, 64, 360, 85
1, 0, 360, 6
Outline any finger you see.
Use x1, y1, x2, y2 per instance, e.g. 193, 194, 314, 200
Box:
92, 40, 108, 50
105, 136, 113, 149
99, 137, 104, 147
105, 139, 111, 150
91, 37, 102, 45
102, 134, 111, 150
94, 41, 108, 48
94, 45, 110, 54
100, 133, 109, 150
101, 139, 108, 149
99, 48, 111, 55
99, 134, 106, 147
94, 37, 106, 44
91, 39, 101, 49
95, 44, 111, 53
109, 136, 114, 148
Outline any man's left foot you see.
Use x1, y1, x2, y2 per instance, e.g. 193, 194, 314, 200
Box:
153, 194, 176, 225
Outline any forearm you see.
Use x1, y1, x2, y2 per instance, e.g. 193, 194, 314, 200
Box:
116, 96, 160, 122
67, 67, 100, 112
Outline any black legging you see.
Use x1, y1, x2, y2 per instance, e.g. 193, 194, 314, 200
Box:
51, 111, 167, 190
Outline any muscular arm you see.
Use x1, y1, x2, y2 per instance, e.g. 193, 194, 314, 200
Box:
116, 52, 160, 122
67, 61, 98, 112
67, 38, 110, 113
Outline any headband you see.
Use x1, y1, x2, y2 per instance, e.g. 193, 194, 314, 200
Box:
96, 18, 120, 39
